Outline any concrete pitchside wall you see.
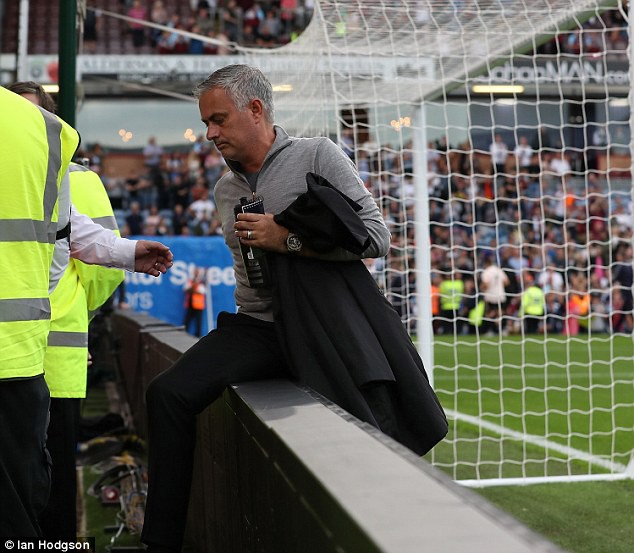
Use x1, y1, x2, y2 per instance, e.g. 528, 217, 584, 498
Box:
112, 310, 565, 553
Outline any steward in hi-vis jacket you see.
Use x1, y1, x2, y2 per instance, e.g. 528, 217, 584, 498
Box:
0, 86, 79, 537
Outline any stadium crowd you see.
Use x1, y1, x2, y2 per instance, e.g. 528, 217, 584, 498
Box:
376, 134, 634, 338
84, 0, 314, 55
85, 120, 633, 339
81, 0, 628, 58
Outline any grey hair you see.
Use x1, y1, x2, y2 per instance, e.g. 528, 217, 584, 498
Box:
193, 64, 275, 123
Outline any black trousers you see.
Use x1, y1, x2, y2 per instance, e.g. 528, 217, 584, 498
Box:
141, 312, 290, 551
40, 397, 80, 539
0, 375, 51, 537
524, 315, 542, 334
183, 307, 203, 338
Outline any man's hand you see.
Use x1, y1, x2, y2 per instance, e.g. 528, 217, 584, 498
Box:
234, 213, 288, 253
134, 240, 174, 276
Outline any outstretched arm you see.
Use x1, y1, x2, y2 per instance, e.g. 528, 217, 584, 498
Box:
70, 205, 173, 276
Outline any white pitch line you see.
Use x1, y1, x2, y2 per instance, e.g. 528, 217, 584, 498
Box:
446, 409, 628, 473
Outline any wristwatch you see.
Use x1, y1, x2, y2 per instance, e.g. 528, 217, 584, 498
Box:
286, 232, 303, 254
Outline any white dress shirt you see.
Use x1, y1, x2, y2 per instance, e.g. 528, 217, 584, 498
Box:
49, 204, 136, 293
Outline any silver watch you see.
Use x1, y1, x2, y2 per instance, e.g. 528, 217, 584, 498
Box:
286, 232, 303, 254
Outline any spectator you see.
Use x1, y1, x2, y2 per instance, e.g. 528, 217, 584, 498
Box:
610, 288, 627, 332
538, 262, 565, 297
125, 167, 142, 206
189, 174, 209, 202
520, 277, 545, 334
183, 268, 207, 337
214, 29, 233, 55
610, 124, 629, 155
144, 204, 167, 235
564, 273, 590, 336
187, 188, 216, 235
532, 125, 557, 152
589, 293, 609, 333
221, 0, 241, 42
438, 269, 464, 335
87, 143, 104, 173
83, 7, 101, 53
127, 0, 148, 51
103, 170, 127, 210
195, 4, 214, 36
544, 291, 565, 333
257, 8, 283, 46
203, 147, 226, 186
149, 0, 169, 46
549, 150, 572, 177
386, 255, 408, 321
460, 278, 481, 335
514, 135, 533, 171
135, 172, 155, 210
489, 133, 509, 174
171, 203, 189, 235
304, 0, 315, 22
193, 0, 216, 18
191, 133, 209, 163
165, 152, 184, 181
244, 2, 265, 43
611, 197, 632, 232
611, 244, 633, 332
280, 0, 298, 34
339, 126, 355, 159
480, 253, 510, 335
125, 201, 145, 236
160, 12, 187, 52
170, 172, 191, 208
143, 136, 164, 170
189, 25, 205, 54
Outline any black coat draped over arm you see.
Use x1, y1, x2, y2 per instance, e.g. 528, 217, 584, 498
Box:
270, 174, 448, 455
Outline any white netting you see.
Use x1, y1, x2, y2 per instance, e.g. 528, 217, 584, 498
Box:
232, 0, 634, 485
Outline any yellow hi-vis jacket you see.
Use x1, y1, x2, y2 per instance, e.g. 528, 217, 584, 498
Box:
520, 285, 545, 316
439, 278, 464, 311
44, 163, 125, 397
0, 87, 79, 380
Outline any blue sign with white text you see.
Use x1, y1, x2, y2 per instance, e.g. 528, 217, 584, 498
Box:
123, 236, 236, 336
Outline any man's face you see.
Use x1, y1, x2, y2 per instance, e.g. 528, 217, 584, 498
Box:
199, 87, 258, 165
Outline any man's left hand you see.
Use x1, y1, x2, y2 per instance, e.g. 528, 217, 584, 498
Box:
235, 213, 288, 253
134, 240, 174, 276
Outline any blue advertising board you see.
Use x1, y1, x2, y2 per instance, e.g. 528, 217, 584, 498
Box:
123, 236, 236, 336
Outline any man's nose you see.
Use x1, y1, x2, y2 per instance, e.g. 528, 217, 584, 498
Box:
206, 124, 219, 141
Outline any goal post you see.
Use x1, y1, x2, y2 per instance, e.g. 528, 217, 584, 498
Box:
235, 0, 634, 486
412, 105, 434, 386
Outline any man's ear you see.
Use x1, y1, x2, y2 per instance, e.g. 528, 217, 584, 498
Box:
250, 98, 264, 121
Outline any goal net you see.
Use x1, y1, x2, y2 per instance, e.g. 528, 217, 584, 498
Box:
236, 0, 634, 486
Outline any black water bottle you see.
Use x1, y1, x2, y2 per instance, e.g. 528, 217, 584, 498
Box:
234, 196, 271, 288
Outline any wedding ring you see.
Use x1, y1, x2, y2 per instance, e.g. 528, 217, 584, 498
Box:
247, 230, 253, 240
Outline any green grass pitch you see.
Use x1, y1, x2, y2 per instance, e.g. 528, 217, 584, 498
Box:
427, 334, 634, 482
